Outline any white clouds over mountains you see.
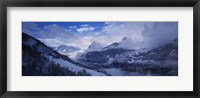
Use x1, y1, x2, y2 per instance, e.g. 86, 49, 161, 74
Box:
23, 22, 178, 50
77, 26, 95, 33
98, 22, 178, 49
76, 24, 96, 33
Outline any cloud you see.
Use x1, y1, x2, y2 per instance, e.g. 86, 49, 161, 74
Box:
104, 22, 110, 25
22, 22, 55, 39
44, 24, 79, 43
23, 23, 79, 47
69, 26, 77, 29
44, 24, 73, 37
91, 22, 178, 50
77, 24, 96, 33
39, 38, 66, 47
69, 36, 93, 50
77, 26, 95, 33
142, 22, 178, 48
94, 32, 100, 35
22, 22, 42, 31
81, 24, 89, 27
65, 29, 70, 32
23, 22, 178, 50
99, 22, 145, 46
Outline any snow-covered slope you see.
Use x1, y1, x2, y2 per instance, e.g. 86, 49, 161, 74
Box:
22, 33, 105, 76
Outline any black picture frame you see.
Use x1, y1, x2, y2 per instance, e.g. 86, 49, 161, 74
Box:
0, 0, 199, 98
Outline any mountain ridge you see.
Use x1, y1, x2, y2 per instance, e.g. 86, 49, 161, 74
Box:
22, 32, 105, 76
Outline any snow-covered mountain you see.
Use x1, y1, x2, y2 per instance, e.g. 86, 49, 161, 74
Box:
22, 33, 105, 76
118, 37, 136, 49
22, 33, 178, 76
75, 41, 103, 61
76, 37, 136, 66
86, 41, 103, 52
76, 38, 178, 76
103, 37, 135, 50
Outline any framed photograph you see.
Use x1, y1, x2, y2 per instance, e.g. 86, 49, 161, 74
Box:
0, 0, 199, 98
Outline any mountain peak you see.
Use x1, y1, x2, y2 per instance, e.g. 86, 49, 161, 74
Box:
87, 41, 103, 52
103, 37, 135, 50
122, 37, 129, 41
119, 37, 135, 49
90, 41, 101, 46
121, 37, 133, 42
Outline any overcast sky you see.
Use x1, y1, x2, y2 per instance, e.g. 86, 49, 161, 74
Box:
22, 22, 178, 50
